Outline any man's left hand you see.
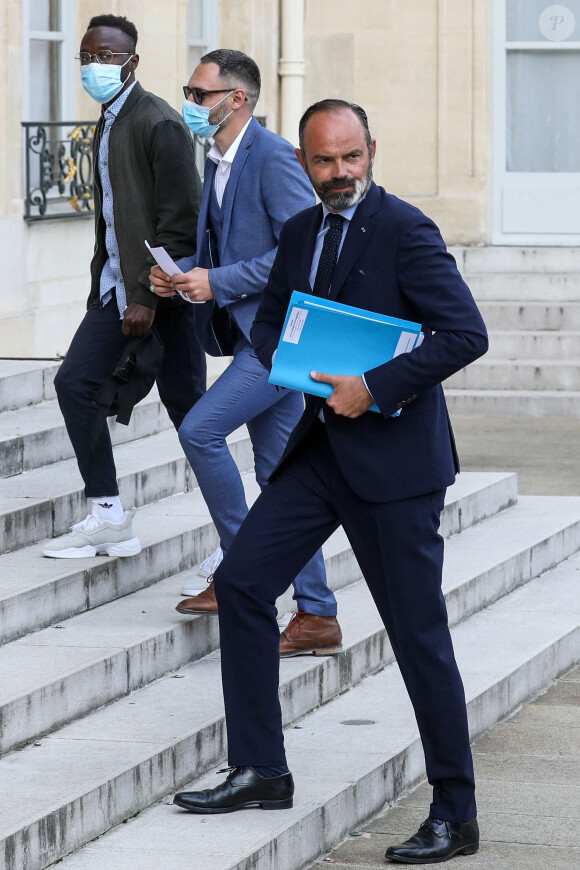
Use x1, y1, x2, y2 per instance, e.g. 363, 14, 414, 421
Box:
172, 268, 214, 302
310, 372, 373, 418
122, 302, 156, 337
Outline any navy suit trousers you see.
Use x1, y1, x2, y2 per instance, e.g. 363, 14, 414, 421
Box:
54, 296, 206, 497
214, 421, 476, 823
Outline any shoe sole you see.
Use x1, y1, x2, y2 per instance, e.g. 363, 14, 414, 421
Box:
385, 843, 479, 864
42, 537, 142, 559
173, 796, 293, 814
280, 644, 343, 658
175, 604, 218, 615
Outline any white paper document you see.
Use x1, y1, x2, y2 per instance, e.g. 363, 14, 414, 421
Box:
144, 240, 202, 303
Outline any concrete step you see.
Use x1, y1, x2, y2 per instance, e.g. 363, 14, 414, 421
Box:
0, 471, 515, 647
0, 426, 253, 555
0, 526, 356, 756
0, 392, 173, 478
452, 245, 580, 275
0, 360, 59, 413
0, 355, 230, 416
0, 354, 233, 479
478, 301, 580, 332
445, 388, 580, 418
1, 489, 579, 758
3, 516, 579, 870
452, 245, 580, 274
445, 359, 580, 392
467, 273, 580, 302
489, 330, 580, 360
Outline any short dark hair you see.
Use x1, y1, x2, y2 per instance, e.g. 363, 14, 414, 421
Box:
299, 99, 373, 155
200, 49, 261, 110
87, 14, 138, 52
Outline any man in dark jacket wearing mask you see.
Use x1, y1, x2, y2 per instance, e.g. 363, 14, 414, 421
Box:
44, 13, 205, 558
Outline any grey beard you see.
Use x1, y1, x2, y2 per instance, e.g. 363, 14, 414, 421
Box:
317, 164, 373, 210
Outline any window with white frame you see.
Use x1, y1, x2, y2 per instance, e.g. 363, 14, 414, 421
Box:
23, 0, 75, 122
188, 0, 217, 74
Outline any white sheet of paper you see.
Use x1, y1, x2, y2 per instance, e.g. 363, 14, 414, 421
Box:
144, 240, 202, 303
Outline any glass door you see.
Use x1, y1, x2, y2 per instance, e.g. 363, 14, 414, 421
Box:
493, 0, 580, 243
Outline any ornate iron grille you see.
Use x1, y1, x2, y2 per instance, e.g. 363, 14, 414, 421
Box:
22, 116, 267, 222
22, 121, 97, 221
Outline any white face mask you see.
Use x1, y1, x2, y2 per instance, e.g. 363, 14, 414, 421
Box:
80, 56, 132, 104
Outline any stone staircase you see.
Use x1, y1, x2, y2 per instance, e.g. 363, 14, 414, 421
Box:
0, 358, 579, 870
445, 246, 580, 417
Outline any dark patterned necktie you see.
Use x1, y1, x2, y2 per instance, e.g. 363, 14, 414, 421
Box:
312, 213, 344, 297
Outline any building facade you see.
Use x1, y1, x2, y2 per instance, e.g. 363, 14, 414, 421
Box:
1, 0, 577, 357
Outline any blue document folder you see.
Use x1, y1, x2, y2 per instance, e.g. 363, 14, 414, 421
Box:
269, 292, 422, 413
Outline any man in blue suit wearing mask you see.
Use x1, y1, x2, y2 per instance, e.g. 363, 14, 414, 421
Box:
150, 50, 341, 654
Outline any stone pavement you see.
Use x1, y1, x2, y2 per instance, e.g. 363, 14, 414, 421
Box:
309, 664, 580, 869
308, 414, 580, 869
452, 415, 580, 497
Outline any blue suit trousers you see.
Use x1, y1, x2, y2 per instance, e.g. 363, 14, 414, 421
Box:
178, 334, 336, 617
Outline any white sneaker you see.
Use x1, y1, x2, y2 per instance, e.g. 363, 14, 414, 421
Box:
180, 546, 223, 595
42, 508, 142, 559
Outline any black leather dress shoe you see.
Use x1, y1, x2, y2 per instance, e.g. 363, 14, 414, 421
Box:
173, 766, 294, 814
385, 816, 479, 864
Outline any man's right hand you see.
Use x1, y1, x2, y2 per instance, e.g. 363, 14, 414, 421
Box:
149, 265, 177, 297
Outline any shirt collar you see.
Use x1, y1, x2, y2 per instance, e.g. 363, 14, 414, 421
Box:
104, 80, 137, 120
321, 200, 359, 225
208, 117, 253, 166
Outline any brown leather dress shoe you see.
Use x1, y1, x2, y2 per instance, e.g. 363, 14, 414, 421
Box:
176, 577, 218, 614
279, 611, 343, 657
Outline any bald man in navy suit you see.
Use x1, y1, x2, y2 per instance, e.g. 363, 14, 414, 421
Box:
173, 100, 488, 866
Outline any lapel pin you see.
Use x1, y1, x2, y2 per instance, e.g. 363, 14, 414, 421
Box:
361, 227, 366, 232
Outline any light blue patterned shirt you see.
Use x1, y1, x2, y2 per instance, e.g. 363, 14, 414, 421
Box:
98, 81, 137, 318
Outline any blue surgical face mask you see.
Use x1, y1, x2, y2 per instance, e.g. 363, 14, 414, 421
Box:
181, 91, 234, 138
81, 57, 132, 104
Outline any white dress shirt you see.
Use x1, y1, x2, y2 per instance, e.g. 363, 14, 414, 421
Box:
207, 118, 253, 207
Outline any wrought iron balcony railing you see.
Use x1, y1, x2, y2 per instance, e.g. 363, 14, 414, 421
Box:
22, 121, 97, 221
22, 116, 267, 222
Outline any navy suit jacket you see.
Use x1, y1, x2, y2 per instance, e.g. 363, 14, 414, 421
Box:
251, 182, 489, 503
179, 117, 315, 355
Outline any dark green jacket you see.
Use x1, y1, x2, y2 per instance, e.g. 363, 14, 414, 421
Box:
89, 82, 202, 310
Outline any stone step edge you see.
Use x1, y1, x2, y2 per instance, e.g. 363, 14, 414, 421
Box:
457, 358, 580, 366
0, 355, 229, 415
0, 532, 359, 756
175, 628, 580, 870
0, 425, 253, 554
0, 361, 59, 414
2, 492, 578, 758
0, 392, 173, 478
0, 472, 516, 646
3, 554, 578, 870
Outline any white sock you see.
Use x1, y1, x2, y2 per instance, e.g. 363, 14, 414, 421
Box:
92, 496, 124, 524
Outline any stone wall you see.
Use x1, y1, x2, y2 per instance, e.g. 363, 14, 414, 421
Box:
0, 0, 490, 356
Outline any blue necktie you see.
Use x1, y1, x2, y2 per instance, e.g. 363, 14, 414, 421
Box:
313, 213, 344, 297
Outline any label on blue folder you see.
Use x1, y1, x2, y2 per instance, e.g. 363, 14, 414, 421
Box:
269, 291, 422, 413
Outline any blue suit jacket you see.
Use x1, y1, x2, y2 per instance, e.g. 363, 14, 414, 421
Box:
180, 117, 315, 355
251, 183, 489, 503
